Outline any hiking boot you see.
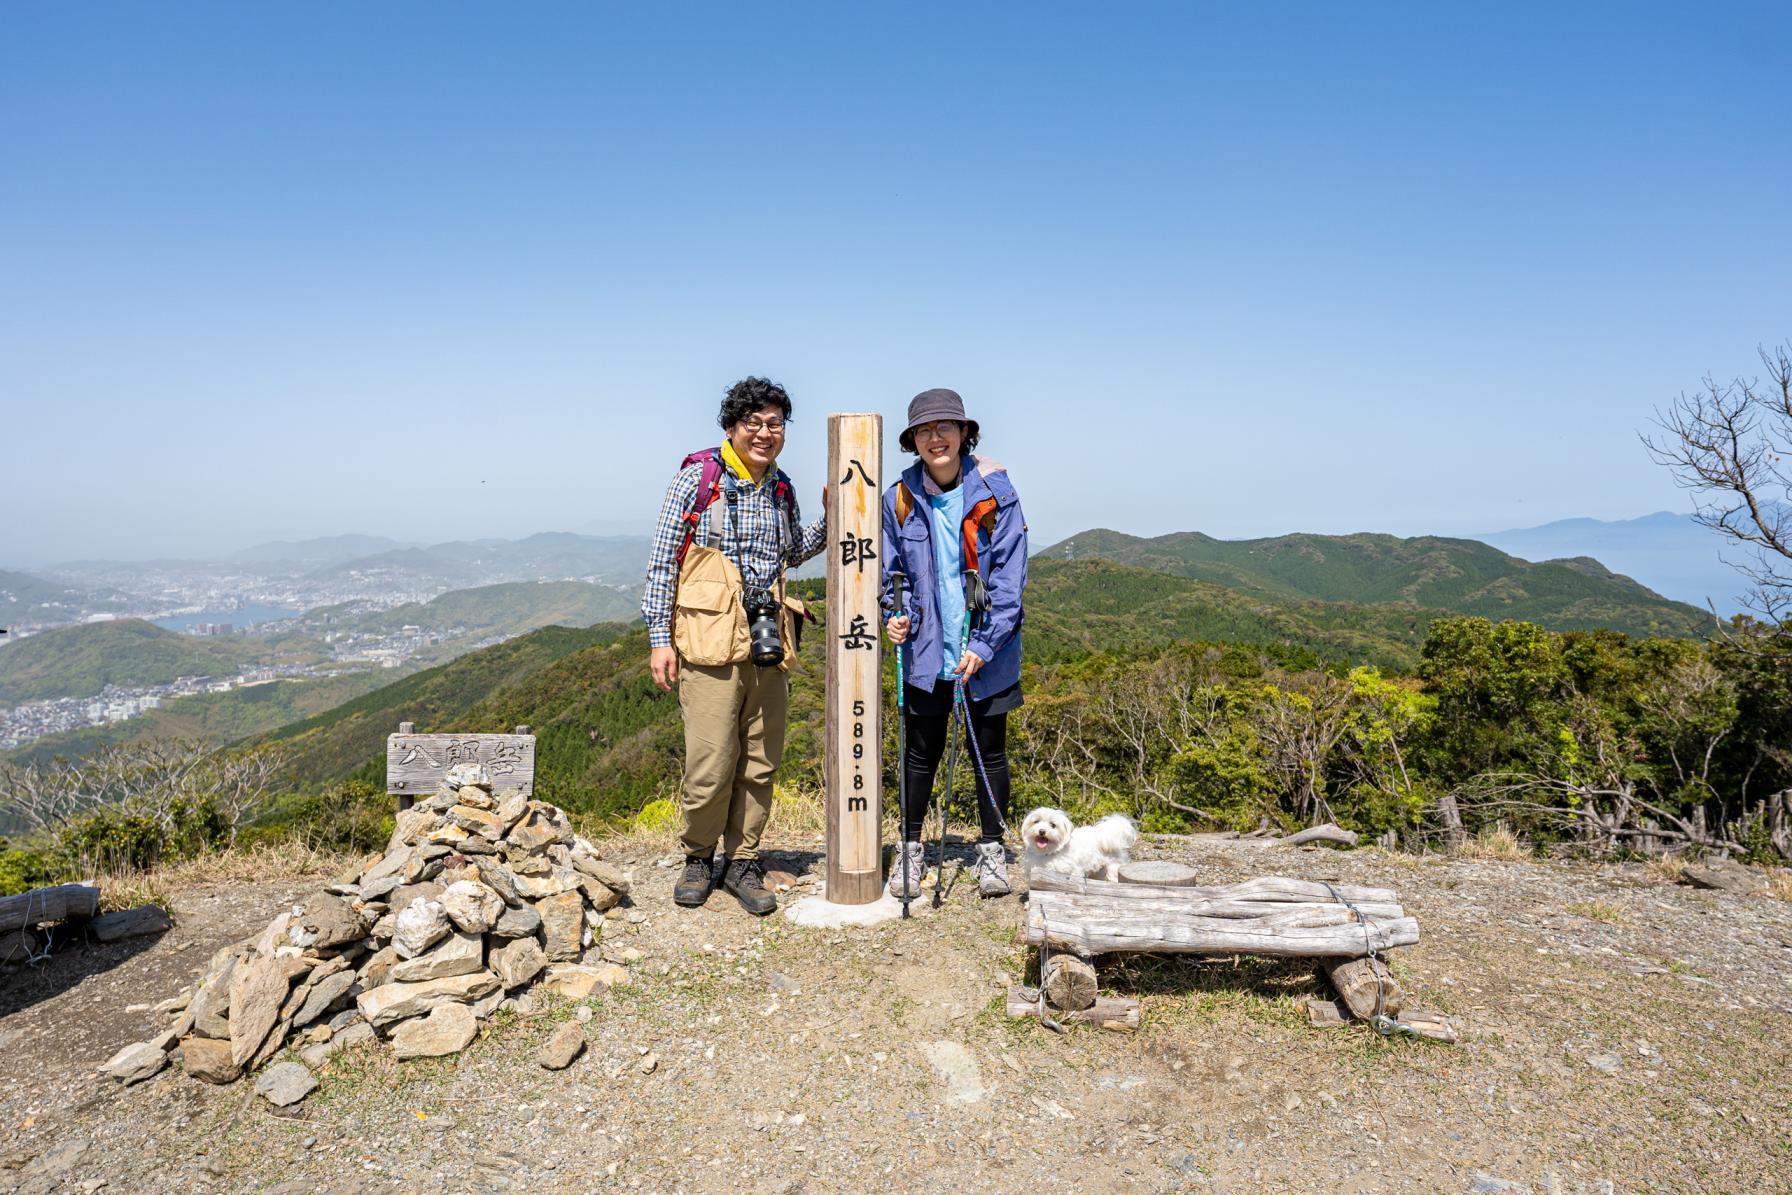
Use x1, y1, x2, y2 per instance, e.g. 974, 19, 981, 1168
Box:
722, 857, 778, 916
973, 841, 1011, 897
672, 855, 715, 907
887, 840, 926, 900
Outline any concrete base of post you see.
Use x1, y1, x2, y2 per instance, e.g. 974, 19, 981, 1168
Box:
783, 890, 928, 928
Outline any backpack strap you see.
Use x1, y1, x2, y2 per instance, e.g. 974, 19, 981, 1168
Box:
893, 481, 914, 529
961, 496, 999, 575
771, 469, 799, 531
675, 450, 726, 566
960, 495, 999, 624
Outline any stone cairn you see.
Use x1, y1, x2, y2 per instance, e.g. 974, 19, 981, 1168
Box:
100, 763, 631, 1101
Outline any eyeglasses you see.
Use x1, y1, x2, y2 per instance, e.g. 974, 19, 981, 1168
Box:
739, 418, 786, 435
913, 420, 960, 441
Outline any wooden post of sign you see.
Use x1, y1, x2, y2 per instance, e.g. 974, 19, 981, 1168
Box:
823, 413, 884, 905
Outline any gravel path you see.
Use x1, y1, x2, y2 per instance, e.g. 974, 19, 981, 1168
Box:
3, 835, 1788, 1195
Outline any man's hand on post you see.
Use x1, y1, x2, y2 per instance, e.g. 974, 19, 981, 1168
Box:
885, 615, 911, 645
650, 645, 680, 691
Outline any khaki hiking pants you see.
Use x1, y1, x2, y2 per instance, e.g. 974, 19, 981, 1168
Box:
677, 658, 788, 862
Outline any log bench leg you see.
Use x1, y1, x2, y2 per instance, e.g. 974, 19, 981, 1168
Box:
1321, 955, 1405, 1020
1042, 953, 1099, 1012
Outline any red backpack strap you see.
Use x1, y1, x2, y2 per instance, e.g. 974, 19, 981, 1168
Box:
961, 496, 999, 575
773, 470, 799, 523
675, 450, 726, 565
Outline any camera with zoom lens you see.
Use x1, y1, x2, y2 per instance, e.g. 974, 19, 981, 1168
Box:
745, 601, 784, 668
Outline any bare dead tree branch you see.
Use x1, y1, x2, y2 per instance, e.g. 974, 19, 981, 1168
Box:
1642, 342, 1792, 620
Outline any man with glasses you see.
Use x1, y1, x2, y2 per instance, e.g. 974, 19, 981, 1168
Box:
643, 377, 827, 914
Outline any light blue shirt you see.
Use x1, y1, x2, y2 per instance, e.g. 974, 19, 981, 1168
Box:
928, 485, 967, 681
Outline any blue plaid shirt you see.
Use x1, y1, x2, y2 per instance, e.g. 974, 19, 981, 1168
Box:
642, 459, 827, 648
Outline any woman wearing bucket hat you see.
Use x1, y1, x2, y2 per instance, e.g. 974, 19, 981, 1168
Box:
880, 388, 1029, 899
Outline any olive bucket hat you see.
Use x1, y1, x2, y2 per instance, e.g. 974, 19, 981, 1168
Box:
899, 388, 980, 453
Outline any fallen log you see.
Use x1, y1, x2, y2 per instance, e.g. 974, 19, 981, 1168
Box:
0, 884, 100, 934
1041, 954, 1098, 1011
1184, 823, 1359, 849
1027, 871, 1398, 908
1006, 987, 1139, 1031
1321, 955, 1406, 1019
1270, 823, 1359, 849
1025, 899, 1418, 958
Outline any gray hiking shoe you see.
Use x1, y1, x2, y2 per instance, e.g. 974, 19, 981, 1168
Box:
887, 840, 925, 899
973, 841, 1011, 897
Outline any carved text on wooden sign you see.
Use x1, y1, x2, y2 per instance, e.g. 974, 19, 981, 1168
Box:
386, 732, 536, 795
823, 415, 883, 905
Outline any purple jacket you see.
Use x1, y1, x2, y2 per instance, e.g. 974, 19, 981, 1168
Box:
879, 454, 1028, 700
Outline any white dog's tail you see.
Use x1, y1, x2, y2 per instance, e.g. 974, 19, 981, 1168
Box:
1088, 813, 1138, 855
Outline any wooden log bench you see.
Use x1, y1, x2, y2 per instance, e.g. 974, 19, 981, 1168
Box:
386, 721, 536, 810
1013, 868, 1423, 1033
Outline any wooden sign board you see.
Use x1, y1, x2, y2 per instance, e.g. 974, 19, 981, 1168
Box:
823, 414, 884, 905
386, 722, 536, 802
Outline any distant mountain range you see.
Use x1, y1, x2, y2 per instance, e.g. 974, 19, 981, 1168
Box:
293, 580, 641, 660
227, 534, 419, 570
1040, 529, 1713, 640
1473, 512, 1746, 615
300, 532, 652, 588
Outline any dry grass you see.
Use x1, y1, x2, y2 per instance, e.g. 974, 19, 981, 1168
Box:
1643, 854, 1689, 884
1371, 848, 1432, 871
770, 782, 827, 837
1564, 899, 1627, 925
575, 782, 833, 857
1457, 825, 1532, 862
1767, 868, 1792, 902
87, 841, 356, 914
584, 780, 991, 861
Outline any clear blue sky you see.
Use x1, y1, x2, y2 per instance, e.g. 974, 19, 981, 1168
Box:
3, 2, 1788, 565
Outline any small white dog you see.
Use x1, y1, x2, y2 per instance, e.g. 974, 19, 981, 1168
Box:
1019, 807, 1138, 880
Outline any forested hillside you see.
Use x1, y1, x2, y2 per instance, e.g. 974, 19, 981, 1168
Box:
235, 560, 1790, 864
2, 670, 389, 767
1043, 529, 1713, 639
0, 619, 295, 703
7, 542, 1785, 899
294, 580, 639, 656
251, 623, 640, 791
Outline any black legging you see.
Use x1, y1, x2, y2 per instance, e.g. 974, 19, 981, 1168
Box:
900, 705, 1010, 843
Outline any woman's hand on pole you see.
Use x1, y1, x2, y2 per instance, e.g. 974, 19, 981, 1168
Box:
885, 615, 911, 645
954, 649, 985, 679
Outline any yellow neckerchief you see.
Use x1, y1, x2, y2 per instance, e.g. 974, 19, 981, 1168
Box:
720, 439, 769, 486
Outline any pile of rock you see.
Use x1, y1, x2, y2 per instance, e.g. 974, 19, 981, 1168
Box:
101, 764, 632, 1098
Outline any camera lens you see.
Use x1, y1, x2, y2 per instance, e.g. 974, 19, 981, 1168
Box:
747, 602, 783, 668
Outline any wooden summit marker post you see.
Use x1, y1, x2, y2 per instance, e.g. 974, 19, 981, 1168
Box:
823, 413, 884, 905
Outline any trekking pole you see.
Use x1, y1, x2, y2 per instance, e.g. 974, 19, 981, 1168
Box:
937, 614, 965, 910
952, 595, 1010, 858
886, 571, 913, 920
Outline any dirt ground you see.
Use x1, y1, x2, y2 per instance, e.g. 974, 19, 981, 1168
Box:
2, 832, 1789, 1195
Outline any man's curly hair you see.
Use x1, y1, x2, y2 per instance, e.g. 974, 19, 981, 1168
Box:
718, 376, 793, 430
